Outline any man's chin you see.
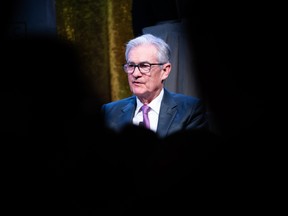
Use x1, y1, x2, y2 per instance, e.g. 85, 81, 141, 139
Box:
131, 86, 145, 95
133, 90, 147, 97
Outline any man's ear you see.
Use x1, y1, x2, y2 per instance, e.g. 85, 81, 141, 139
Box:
161, 63, 171, 80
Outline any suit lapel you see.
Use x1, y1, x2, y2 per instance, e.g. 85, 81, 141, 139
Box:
117, 97, 136, 128
157, 89, 177, 137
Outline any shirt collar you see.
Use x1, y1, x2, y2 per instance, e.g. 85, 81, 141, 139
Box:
135, 88, 164, 114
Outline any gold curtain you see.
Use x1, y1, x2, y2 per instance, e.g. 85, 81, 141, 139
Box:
55, 0, 133, 102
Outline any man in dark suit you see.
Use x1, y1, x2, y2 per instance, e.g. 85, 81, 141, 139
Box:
101, 34, 208, 138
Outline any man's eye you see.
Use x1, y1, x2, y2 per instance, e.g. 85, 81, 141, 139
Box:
140, 63, 150, 68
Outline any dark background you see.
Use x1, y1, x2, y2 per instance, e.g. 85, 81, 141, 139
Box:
1, 0, 279, 138
0, 0, 283, 210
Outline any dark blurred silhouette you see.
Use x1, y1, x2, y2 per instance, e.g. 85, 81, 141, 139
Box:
1, 35, 106, 136
0, 32, 118, 206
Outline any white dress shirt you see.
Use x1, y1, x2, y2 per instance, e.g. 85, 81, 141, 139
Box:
132, 88, 164, 132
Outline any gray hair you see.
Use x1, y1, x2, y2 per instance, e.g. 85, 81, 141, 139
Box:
125, 34, 171, 63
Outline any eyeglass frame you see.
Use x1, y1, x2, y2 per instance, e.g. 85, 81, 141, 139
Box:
122, 62, 167, 74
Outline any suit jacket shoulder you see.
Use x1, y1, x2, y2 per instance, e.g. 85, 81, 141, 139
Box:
157, 88, 208, 137
101, 95, 136, 132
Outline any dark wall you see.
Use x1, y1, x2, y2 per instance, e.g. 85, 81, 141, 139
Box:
132, 0, 190, 36
1, 0, 56, 40
182, 2, 272, 137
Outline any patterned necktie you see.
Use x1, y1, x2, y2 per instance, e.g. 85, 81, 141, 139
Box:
141, 104, 150, 129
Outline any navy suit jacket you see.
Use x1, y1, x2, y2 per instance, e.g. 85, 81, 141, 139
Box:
101, 88, 208, 138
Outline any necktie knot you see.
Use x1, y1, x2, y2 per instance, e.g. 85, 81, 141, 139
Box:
142, 104, 150, 114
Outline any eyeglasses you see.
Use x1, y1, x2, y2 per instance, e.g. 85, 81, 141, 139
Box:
123, 62, 166, 74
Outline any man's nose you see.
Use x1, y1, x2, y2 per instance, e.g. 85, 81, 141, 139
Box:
133, 65, 142, 75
